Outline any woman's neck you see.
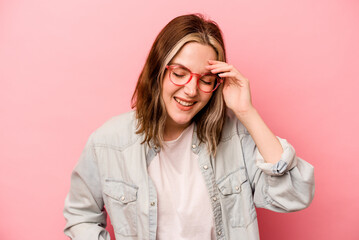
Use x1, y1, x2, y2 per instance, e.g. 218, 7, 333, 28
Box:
163, 119, 192, 141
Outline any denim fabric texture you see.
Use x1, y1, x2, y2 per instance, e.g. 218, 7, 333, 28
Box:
63, 110, 315, 240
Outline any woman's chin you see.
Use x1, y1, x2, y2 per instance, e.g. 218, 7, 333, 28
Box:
167, 114, 193, 129
173, 118, 192, 127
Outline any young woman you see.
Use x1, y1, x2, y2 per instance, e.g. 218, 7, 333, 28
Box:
63, 14, 315, 240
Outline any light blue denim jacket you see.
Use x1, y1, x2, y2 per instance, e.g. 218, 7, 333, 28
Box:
63, 110, 315, 240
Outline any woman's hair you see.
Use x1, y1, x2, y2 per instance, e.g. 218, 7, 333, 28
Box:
131, 13, 227, 155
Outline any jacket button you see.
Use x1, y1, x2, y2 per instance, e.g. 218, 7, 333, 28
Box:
212, 197, 217, 201
217, 231, 221, 236
192, 144, 196, 149
150, 202, 156, 206
120, 196, 125, 202
235, 186, 240, 191
203, 165, 208, 170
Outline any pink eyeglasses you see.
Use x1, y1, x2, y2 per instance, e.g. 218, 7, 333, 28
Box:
166, 64, 223, 93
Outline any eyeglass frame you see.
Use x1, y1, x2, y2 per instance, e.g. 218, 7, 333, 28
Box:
165, 64, 223, 93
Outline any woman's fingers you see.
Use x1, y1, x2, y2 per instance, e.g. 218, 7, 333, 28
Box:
208, 65, 235, 74
206, 59, 227, 68
207, 60, 243, 75
207, 60, 249, 85
218, 71, 236, 78
219, 72, 245, 87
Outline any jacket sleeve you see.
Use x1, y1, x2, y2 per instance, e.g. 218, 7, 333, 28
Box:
241, 132, 315, 212
63, 134, 111, 240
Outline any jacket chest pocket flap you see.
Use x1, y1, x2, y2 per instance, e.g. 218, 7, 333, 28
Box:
217, 168, 257, 228
218, 169, 247, 195
103, 179, 138, 236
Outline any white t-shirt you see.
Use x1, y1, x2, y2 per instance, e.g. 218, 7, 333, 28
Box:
148, 123, 215, 240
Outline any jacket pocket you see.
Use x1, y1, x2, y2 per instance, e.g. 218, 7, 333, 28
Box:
103, 179, 138, 236
217, 168, 257, 228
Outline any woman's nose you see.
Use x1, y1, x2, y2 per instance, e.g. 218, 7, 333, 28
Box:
183, 76, 198, 97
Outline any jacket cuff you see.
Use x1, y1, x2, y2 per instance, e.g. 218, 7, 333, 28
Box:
255, 137, 297, 176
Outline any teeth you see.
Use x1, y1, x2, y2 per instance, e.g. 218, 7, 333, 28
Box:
175, 97, 195, 106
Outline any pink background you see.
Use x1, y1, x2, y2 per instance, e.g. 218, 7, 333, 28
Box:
1, 0, 358, 239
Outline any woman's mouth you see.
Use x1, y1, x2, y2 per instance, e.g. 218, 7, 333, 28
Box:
174, 97, 196, 106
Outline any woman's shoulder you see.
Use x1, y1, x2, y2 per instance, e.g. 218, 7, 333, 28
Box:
88, 110, 140, 149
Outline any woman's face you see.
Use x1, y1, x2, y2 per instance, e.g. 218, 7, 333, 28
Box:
162, 42, 217, 133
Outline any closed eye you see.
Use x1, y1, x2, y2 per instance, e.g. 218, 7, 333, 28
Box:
174, 73, 185, 78
200, 79, 213, 85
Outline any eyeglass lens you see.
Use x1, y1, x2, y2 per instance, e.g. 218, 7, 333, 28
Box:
170, 67, 218, 92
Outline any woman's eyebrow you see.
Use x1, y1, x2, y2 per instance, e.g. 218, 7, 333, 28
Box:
170, 62, 212, 74
170, 62, 187, 68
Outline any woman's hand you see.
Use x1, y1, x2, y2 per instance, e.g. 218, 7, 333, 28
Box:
207, 60, 283, 164
206, 60, 254, 115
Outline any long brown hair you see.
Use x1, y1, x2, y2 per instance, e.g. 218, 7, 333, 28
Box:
131, 13, 227, 155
